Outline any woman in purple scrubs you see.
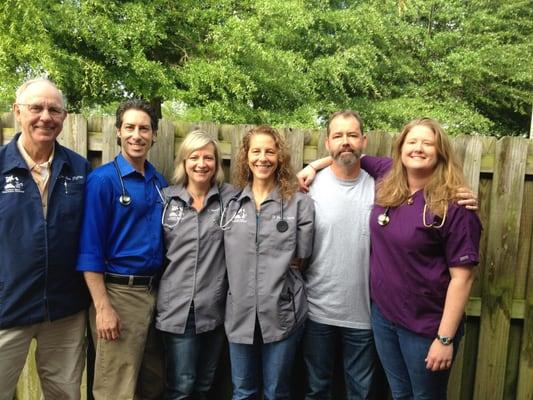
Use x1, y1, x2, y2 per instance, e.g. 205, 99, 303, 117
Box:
361, 118, 482, 399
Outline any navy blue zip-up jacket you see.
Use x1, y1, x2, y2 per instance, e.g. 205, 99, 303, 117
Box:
0, 133, 90, 329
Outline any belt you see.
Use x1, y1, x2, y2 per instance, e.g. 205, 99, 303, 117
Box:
104, 273, 156, 287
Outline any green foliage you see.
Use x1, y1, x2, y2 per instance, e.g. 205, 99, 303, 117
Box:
0, 0, 531, 136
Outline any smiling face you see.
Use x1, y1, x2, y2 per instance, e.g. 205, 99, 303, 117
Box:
14, 81, 67, 150
117, 109, 155, 168
400, 124, 439, 176
185, 143, 217, 187
326, 115, 366, 166
247, 133, 279, 185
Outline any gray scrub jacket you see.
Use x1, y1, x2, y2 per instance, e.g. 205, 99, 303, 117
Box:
223, 185, 315, 344
156, 182, 238, 334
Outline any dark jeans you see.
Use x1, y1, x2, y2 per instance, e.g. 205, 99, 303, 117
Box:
229, 321, 305, 400
303, 319, 376, 400
162, 307, 225, 400
371, 304, 462, 400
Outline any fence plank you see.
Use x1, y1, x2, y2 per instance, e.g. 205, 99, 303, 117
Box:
282, 127, 305, 172
316, 128, 328, 159
516, 178, 533, 400
229, 124, 254, 184
101, 116, 118, 164
58, 114, 88, 157
454, 135, 483, 195
366, 131, 394, 157
474, 137, 528, 400
1, 112, 15, 145
148, 119, 176, 183
186, 121, 220, 139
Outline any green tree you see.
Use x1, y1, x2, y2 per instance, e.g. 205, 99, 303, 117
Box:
0, 0, 531, 135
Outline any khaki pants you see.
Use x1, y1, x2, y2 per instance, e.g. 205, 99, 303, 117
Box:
89, 283, 164, 400
0, 311, 87, 400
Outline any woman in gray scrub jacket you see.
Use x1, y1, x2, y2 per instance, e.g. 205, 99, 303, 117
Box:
223, 125, 315, 400
156, 130, 237, 400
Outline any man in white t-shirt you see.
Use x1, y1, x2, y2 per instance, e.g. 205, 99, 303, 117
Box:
303, 110, 376, 399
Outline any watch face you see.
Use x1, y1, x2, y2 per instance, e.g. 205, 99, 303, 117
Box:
438, 335, 452, 345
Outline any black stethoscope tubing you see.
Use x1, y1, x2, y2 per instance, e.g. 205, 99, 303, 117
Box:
113, 156, 164, 207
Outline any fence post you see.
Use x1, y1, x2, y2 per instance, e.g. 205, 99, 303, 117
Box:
474, 137, 528, 399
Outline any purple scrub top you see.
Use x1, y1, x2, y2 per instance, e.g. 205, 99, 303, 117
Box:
361, 156, 482, 338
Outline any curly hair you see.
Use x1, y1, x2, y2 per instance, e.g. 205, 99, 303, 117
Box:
375, 118, 466, 218
173, 130, 225, 186
233, 125, 298, 201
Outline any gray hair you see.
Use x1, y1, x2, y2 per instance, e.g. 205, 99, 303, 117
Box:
15, 78, 67, 108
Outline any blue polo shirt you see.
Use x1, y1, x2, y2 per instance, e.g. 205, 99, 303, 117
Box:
77, 154, 167, 276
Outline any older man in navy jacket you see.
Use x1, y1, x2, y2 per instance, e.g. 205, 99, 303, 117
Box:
0, 78, 90, 400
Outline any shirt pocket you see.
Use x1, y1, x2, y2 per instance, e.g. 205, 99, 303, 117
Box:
267, 217, 296, 251
278, 271, 304, 329
55, 178, 85, 218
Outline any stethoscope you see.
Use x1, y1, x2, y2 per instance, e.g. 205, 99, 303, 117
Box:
219, 195, 288, 232
113, 157, 164, 206
377, 208, 390, 226
377, 204, 447, 228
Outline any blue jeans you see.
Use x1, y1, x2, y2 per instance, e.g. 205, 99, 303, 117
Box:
229, 321, 305, 400
161, 307, 225, 400
303, 319, 376, 400
371, 304, 462, 400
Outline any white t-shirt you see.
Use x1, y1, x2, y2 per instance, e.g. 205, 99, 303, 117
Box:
305, 166, 375, 329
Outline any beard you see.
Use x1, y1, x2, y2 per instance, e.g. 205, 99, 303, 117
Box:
332, 146, 362, 166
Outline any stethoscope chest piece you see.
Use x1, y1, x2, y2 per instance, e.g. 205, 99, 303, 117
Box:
276, 220, 289, 233
377, 211, 390, 226
119, 194, 132, 206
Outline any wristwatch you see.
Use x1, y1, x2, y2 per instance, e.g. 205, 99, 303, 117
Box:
436, 334, 453, 345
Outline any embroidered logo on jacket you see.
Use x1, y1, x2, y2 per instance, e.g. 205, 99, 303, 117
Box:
2, 175, 24, 193
232, 207, 248, 223
166, 204, 184, 223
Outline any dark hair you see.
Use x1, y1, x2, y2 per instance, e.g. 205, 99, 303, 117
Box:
115, 99, 158, 145
327, 110, 364, 137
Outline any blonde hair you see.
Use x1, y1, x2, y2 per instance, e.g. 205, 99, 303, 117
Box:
173, 130, 225, 186
233, 125, 298, 201
376, 118, 465, 218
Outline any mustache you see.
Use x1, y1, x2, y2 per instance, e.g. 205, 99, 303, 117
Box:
334, 146, 357, 156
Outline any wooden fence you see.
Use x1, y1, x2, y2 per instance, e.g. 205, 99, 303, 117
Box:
1, 113, 532, 400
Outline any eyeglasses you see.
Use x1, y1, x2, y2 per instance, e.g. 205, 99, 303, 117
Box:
17, 103, 66, 117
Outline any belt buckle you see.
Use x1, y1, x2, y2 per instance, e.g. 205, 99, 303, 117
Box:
128, 275, 134, 286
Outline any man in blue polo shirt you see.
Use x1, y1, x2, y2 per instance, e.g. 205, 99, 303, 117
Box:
77, 99, 166, 399
0, 78, 90, 400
